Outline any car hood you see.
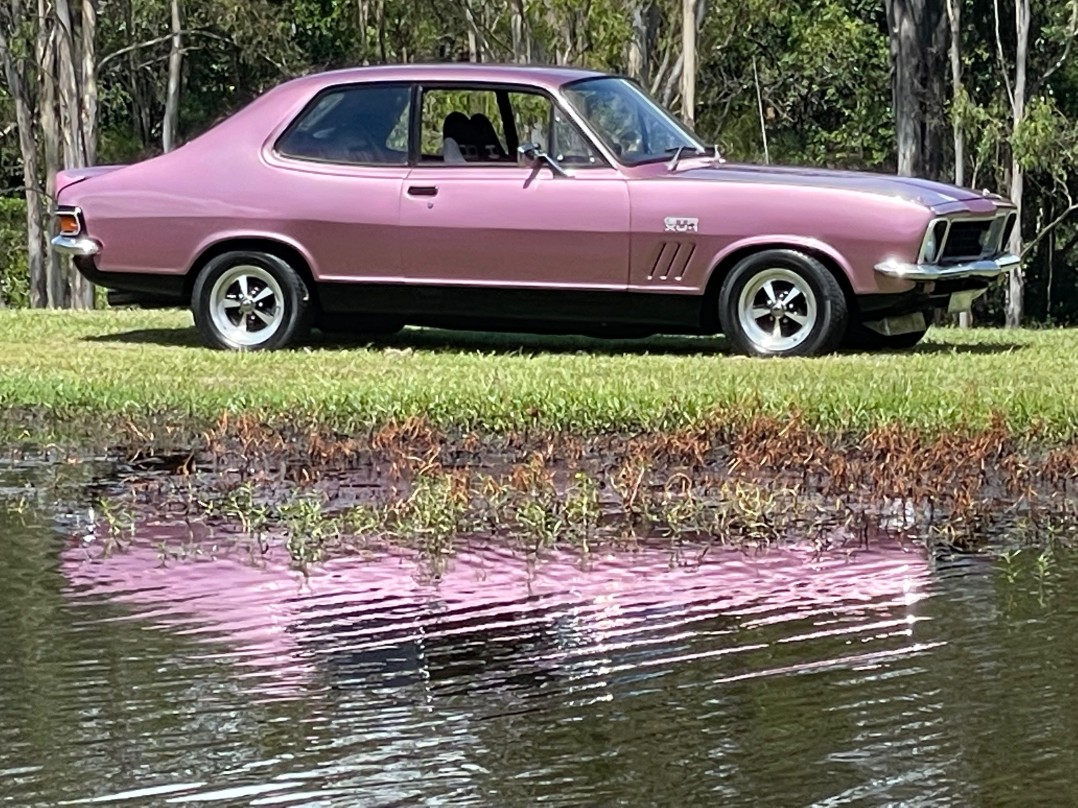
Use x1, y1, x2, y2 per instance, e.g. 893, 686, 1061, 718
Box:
670, 163, 989, 208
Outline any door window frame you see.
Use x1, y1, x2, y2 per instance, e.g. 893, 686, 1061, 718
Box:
411, 81, 612, 170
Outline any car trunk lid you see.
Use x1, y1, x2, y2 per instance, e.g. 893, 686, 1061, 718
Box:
55, 165, 127, 197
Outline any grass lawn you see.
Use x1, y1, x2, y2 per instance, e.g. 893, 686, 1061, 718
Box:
0, 308, 1074, 441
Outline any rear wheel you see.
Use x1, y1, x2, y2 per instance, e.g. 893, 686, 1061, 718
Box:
718, 249, 848, 357
192, 251, 312, 351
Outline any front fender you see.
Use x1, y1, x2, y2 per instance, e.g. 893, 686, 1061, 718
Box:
703, 234, 916, 297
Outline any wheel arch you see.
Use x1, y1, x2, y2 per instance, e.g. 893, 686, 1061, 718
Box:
184, 234, 320, 309
699, 237, 857, 330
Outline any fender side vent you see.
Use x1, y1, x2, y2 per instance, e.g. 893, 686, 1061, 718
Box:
647, 241, 696, 281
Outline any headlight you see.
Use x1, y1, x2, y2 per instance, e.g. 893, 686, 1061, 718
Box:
922, 230, 937, 263
920, 219, 949, 264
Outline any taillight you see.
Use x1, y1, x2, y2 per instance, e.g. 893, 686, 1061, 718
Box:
56, 207, 82, 237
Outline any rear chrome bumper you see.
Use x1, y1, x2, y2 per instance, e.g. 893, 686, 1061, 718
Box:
874, 253, 1020, 282
51, 234, 101, 256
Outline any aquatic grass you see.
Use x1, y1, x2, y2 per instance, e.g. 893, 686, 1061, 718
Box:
0, 310, 1076, 443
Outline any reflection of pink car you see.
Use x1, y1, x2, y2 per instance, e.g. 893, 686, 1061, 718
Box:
62, 531, 933, 701
52, 65, 1017, 356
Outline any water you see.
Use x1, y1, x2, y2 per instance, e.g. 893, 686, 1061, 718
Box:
2, 463, 1077, 806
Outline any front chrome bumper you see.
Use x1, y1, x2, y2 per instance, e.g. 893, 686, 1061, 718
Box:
51, 234, 101, 256
874, 253, 1020, 282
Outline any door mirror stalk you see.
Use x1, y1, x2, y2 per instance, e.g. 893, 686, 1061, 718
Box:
517, 143, 569, 178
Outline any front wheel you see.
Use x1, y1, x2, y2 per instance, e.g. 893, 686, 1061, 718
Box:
192, 251, 312, 351
718, 249, 848, 357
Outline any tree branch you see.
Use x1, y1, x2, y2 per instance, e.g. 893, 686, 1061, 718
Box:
98, 29, 228, 72
1023, 203, 1078, 259
1030, 0, 1078, 97
992, 0, 1015, 109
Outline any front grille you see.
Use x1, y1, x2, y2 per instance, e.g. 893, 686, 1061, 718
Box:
942, 221, 992, 260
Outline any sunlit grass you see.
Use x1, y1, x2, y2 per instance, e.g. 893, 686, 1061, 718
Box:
0, 308, 1074, 440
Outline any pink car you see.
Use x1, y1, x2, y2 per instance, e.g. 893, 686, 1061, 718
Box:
51, 65, 1019, 357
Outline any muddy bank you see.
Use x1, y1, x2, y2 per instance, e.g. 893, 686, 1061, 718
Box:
48, 412, 1076, 567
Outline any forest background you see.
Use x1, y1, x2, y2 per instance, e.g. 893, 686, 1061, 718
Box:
1, 0, 1076, 326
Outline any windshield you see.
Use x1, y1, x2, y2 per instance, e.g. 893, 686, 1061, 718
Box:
562, 77, 706, 165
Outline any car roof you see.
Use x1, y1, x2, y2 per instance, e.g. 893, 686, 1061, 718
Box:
282, 63, 609, 94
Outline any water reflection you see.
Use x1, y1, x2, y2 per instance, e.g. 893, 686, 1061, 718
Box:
5, 491, 1078, 806
60, 530, 933, 705
32, 522, 937, 805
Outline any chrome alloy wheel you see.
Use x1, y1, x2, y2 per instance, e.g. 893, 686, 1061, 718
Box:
209, 264, 285, 348
736, 268, 819, 353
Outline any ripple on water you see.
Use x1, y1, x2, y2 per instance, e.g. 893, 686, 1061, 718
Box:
4, 525, 947, 806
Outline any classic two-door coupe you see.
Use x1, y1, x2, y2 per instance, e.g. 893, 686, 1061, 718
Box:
51, 64, 1019, 356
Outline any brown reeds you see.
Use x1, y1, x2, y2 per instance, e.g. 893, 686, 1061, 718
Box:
75, 411, 1078, 568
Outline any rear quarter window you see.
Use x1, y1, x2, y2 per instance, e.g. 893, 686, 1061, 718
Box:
277, 84, 411, 166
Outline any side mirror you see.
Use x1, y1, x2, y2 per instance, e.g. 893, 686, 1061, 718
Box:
517, 142, 569, 178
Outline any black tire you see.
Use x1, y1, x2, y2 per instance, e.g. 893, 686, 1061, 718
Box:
192, 251, 312, 351
718, 249, 849, 357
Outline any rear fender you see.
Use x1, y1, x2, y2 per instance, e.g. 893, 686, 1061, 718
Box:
55, 166, 128, 198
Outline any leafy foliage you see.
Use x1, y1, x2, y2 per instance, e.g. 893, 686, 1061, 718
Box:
0, 199, 29, 307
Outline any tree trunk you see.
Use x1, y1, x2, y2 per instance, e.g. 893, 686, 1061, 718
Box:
81, 0, 97, 166
162, 0, 182, 152
946, 0, 965, 187
54, 0, 94, 308
885, 0, 947, 179
680, 0, 696, 127
887, 0, 920, 176
510, 0, 529, 63
32, 0, 64, 308
376, 0, 386, 63
923, 3, 948, 179
463, 1, 480, 62
40, 18, 68, 308
628, 3, 648, 83
946, 0, 972, 327
0, 12, 48, 308
1005, 0, 1029, 328
357, 0, 368, 63
54, 0, 84, 168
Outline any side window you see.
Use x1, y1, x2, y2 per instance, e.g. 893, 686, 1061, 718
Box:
278, 85, 411, 166
421, 89, 510, 163
510, 92, 602, 167
419, 87, 602, 167
552, 109, 603, 167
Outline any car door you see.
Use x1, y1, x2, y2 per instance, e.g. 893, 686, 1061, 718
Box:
399, 85, 630, 291
267, 82, 413, 284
